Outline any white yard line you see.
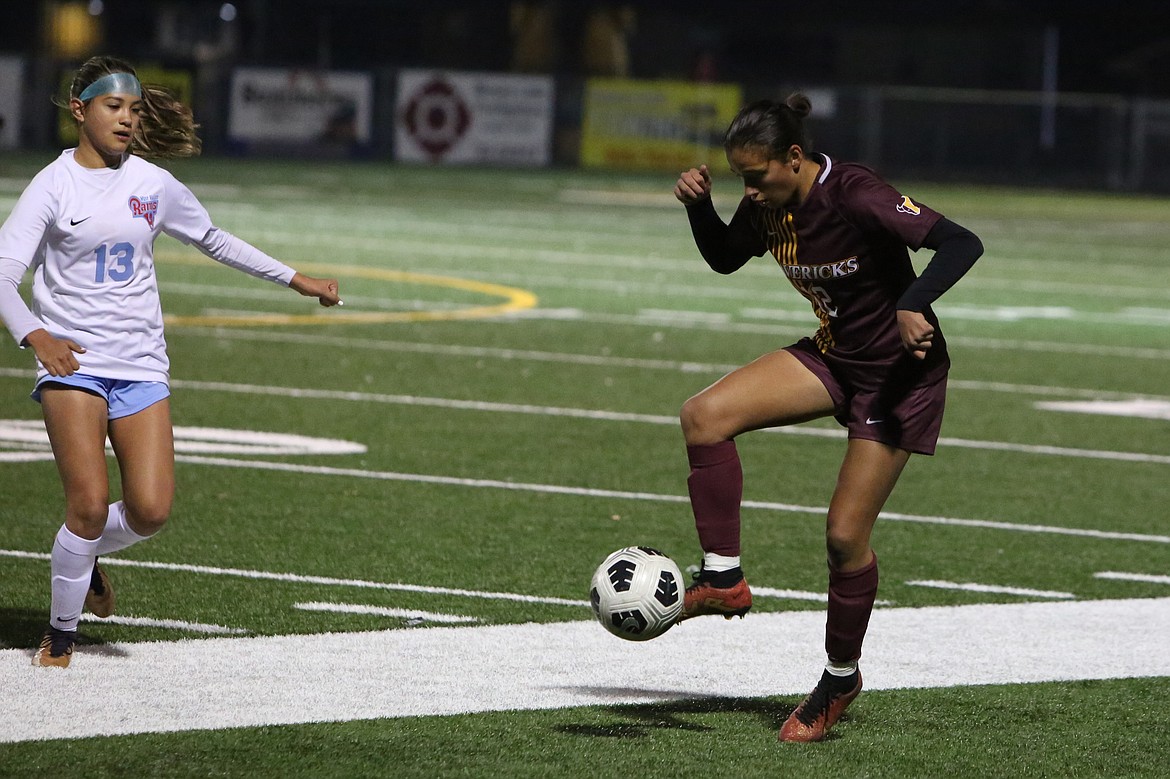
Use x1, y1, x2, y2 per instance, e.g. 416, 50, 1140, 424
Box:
1036, 399, 1170, 421
164, 381, 1170, 467
165, 458, 1170, 544
11, 364, 1168, 465
292, 602, 478, 624
6, 438, 1162, 546
1095, 571, 1170, 586
79, 614, 248, 635
905, 580, 1075, 599
0, 549, 589, 607
2, 596, 1168, 743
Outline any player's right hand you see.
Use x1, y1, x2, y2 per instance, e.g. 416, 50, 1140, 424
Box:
289, 273, 343, 307
24, 329, 84, 376
674, 164, 712, 205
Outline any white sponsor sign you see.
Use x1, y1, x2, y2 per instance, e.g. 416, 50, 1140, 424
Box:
395, 69, 553, 166
0, 56, 24, 149
228, 67, 373, 145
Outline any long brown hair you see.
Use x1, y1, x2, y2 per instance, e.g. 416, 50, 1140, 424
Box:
62, 55, 202, 159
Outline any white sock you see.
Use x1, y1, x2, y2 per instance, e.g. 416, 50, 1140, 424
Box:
50, 525, 99, 632
702, 552, 741, 572
95, 501, 150, 555
825, 659, 858, 677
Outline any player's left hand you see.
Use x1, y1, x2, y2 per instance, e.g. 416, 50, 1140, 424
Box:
896, 309, 934, 360
290, 273, 342, 307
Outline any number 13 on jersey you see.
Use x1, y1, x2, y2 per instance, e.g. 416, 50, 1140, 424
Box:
94, 242, 135, 283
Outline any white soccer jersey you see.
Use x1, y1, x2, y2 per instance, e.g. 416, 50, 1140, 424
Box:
0, 150, 296, 384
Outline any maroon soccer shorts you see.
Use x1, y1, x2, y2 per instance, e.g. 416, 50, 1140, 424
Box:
785, 338, 947, 456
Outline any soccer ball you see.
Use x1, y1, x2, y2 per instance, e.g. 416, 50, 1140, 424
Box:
589, 546, 684, 641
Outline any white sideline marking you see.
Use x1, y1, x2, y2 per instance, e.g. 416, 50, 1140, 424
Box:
637, 308, 731, 323
168, 457, 1170, 545
1, 549, 897, 611
1036, 399, 1170, 421
749, 587, 893, 606
2, 362, 1170, 432
0, 452, 52, 462
1, 422, 1165, 547
0, 419, 365, 457
0, 549, 590, 608
951, 379, 1170, 402
79, 614, 248, 635
905, 580, 1075, 599
2, 597, 1168, 744
115, 330, 1170, 398
293, 602, 478, 624
750, 587, 828, 603
124, 377, 1170, 467
1095, 571, 1170, 586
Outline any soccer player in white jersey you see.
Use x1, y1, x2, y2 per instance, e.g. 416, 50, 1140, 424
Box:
0, 56, 343, 667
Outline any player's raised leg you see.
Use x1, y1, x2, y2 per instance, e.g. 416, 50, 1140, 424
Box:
107, 396, 174, 542
679, 349, 834, 620
85, 398, 175, 617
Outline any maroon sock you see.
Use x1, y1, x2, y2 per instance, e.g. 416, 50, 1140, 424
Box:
825, 554, 879, 663
686, 441, 742, 557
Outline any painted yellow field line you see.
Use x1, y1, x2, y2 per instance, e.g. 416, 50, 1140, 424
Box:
157, 254, 538, 326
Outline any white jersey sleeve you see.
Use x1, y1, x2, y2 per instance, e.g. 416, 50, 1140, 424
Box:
159, 172, 296, 286
1, 152, 177, 383
0, 258, 44, 347
0, 166, 60, 346
0, 153, 301, 386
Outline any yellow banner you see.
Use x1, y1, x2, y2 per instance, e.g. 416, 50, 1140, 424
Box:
580, 78, 742, 171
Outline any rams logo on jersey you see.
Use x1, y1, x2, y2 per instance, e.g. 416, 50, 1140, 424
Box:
128, 195, 159, 228
896, 195, 921, 216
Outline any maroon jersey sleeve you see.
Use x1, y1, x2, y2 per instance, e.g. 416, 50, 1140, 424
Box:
685, 196, 768, 273
832, 165, 942, 250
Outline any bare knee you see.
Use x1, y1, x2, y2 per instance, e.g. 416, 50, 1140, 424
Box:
124, 497, 171, 536
65, 492, 111, 540
680, 393, 727, 446
825, 520, 871, 571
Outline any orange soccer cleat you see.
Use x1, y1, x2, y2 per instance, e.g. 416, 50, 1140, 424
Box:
680, 569, 752, 620
779, 670, 863, 742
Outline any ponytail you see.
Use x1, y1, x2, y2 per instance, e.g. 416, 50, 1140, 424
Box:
724, 92, 813, 158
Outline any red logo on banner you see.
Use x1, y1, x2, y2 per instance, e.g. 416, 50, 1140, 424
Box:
402, 79, 471, 160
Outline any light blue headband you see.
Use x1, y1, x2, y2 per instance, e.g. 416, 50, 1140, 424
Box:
78, 72, 142, 102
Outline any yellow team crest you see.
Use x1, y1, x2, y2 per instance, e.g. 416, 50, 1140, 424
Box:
896, 195, 922, 215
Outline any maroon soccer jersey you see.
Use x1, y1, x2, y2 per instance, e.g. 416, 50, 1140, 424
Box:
724, 155, 948, 390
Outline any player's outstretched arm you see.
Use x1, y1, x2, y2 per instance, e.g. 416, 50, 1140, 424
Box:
289, 273, 342, 307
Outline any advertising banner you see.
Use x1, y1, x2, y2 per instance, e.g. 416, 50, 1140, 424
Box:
395, 70, 553, 166
228, 67, 373, 147
580, 79, 743, 171
0, 57, 24, 149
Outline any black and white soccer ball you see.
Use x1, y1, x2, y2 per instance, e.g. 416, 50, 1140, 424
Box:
589, 546, 684, 641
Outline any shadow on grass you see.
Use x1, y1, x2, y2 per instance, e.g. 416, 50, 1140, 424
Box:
553, 694, 799, 739
0, 607, 114, 652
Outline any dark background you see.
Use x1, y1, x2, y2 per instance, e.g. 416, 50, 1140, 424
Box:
4, 1, 1170, 190
4, 0, 1169, 96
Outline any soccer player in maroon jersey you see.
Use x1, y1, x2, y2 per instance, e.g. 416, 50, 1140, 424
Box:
673, 93, 983, 742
